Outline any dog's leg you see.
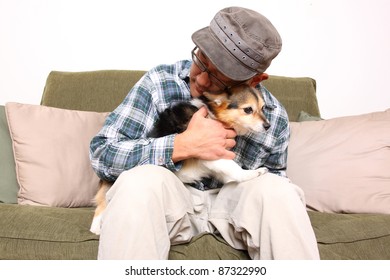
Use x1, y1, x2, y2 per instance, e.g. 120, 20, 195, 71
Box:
90, 181, 111, 235
90, 214, 103, 235
175, 158, 216, 184
201, 159, 267, 184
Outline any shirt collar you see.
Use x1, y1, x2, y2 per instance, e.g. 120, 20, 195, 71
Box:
257, 83, 277, 110
178, 60, 191, 80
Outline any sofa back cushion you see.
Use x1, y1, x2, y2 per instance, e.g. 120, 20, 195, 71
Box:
0, 106, 19, 203
262, 75, 320, 122
5, 102, 108, 207
288, 109, 390, 214
40, 70, 320, 122
40, 70, 146, 113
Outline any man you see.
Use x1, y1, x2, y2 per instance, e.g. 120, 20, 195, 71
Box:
90, 6, 320, 259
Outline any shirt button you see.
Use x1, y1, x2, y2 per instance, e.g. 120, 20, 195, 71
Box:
158, 157, 164, 165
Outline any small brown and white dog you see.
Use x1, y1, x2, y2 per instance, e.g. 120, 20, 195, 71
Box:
90, 85, 270, 234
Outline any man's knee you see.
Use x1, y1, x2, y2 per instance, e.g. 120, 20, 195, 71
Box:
107, 165, 180, 200
118, 164, 179, 186
241, 173, 305, 204
118, 164, 174, 180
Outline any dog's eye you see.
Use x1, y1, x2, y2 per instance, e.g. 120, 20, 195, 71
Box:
243, 107, 253, 114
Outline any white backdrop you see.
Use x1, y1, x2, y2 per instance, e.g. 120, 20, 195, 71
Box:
0, 0, 389, 118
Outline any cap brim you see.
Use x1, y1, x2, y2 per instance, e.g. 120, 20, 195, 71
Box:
192, 27, 257, 81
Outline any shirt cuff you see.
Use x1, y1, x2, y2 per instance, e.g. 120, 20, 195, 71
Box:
150, 134, 181, 171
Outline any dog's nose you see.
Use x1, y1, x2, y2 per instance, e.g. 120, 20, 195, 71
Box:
263, 121, 271, 130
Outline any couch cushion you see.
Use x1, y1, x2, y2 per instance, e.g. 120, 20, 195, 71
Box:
262, 76, 320, 121
0, 105, 19, 203
170, 233, 250, 260
0, 204, 98, 259
308, 211, 390, 260
288, 109, 390, 214
40, 71, 321, 122
41, 70, 146, 112
297, 110, 323, 122
0, 204, 249, 260
0, 203, 388, 260
5, 103, 108, 207
171, 212, 390, 260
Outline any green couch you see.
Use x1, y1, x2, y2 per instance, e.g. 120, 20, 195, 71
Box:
0, 70, 389, 260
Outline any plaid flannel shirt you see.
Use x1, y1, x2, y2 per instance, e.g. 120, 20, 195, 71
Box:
90, 60, 290, 190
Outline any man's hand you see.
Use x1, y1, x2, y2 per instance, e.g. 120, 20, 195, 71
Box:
172, 106, 237, 162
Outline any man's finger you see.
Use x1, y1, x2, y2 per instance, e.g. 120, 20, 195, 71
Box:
196, 106, 208, 117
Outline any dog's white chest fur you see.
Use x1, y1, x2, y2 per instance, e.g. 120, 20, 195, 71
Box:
175, 158, 267, 184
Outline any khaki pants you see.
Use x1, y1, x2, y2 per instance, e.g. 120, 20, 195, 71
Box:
97, 165, 320, 260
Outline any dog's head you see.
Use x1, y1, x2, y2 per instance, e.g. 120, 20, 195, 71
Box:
200, 85, 270, 135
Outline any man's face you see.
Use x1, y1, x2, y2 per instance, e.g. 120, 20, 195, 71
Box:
189, 47, 240, 98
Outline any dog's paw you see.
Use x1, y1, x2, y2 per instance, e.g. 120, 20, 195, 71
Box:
236, 167, 268, 182
256, 167, 268, 176
90, 215, 102, 235
235, 168, 266, 182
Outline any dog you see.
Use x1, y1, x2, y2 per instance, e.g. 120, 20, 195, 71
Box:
90, 85, 270, 234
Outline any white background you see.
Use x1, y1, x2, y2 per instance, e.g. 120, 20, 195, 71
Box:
0, 0, 389, 118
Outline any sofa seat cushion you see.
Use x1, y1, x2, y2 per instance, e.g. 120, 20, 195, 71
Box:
0, 204, 99, 259
308, 211, 390, 260
169, 233, 250, 260
1, 205, 389, 260
170, 212, 390, 260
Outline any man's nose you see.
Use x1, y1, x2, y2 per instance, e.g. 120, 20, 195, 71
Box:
196, 71, 212, 88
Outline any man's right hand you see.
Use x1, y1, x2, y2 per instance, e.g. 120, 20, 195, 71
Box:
172, 106, 237, 163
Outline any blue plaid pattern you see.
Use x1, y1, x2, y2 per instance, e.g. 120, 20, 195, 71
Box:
90, 60, 290, 189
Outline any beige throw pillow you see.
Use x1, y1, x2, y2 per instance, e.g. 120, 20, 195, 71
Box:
288, 109, 390, 214
5, 102, 108, 207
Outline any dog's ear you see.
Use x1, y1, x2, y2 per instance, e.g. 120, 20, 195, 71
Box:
214, 99, 223, 107
203, 91, 229, 107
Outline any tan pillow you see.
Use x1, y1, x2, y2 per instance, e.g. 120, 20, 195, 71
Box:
287, 109, 390, 214
5, 102, 108, 207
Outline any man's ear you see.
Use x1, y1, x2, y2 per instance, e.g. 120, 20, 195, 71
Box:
249, 73, 269, 87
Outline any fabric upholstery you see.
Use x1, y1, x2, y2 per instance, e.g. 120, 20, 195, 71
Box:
0, 106, 18, 203
41, 70, 146, 112
170, 233, 250, 260
1, 204, 389, 260
298, 110, 323, 122
262, 75, 320, 121
288, 109, 390, 214
41, 71, 320, 122
5, 102, 108, 207
309, 211, 390, 260
0, 204, 98, 259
